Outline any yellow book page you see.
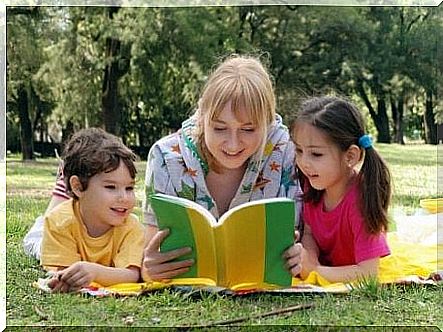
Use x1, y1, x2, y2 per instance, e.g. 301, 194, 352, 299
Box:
187, 208, 218, 282
215, 204, 265, 288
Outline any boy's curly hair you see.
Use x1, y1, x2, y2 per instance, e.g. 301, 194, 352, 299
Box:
62, 128, 138, 199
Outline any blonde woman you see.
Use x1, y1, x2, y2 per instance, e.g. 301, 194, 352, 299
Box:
142, 55, 303, 282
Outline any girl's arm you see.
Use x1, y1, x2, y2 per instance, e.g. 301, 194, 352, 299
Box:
301, 224, 380, 283
141, 225, 194, 282
315, 258, 380, 283
299, 224, 321, 279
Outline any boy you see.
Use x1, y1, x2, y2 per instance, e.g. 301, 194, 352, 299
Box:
41, 128, 145, 293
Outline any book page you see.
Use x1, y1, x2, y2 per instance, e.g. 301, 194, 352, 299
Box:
151, 194, 217, 280
216, 198, 295, 289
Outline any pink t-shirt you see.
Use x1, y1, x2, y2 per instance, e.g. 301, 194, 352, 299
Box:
52, 163, 70, 200
303, 183, 390, 266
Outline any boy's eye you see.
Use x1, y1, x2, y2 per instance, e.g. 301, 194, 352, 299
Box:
104, 185, 116, 189
213, 127, 226, 131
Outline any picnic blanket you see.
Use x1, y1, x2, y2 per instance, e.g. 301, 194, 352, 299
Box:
33, 212, 443, 296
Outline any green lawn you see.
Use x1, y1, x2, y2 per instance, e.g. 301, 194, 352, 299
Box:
5, 144, 443, 328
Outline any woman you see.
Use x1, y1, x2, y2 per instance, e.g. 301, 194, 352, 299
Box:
141, 55, 303, 281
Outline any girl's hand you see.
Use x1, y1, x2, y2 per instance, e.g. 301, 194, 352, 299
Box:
300, 247, 320, 279
283, 231, 303, 277
142, 229, 194, 281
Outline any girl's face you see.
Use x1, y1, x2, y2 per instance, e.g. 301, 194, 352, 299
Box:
204, 101, 262, 172
293, 122, 350, 195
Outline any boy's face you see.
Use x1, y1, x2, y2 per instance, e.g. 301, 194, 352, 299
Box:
76, 161, 136, 237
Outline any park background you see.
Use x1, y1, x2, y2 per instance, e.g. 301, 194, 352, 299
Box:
6, 6, 442, 159
5, 5, 443, 328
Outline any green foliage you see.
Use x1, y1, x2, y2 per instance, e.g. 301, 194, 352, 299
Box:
6, 144, 442, 327
6, 7, 442, 154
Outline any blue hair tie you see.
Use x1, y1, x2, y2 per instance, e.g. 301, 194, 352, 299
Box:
358, 134, 373, 149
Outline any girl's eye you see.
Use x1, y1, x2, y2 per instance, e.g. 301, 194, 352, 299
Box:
126, 186, 134, 191
312, 152, 323, 157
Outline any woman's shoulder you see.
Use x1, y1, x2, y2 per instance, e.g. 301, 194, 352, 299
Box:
148, 131, 182, 158
152, 131, 181, 149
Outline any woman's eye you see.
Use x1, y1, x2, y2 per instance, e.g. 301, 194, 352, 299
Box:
242, 128, 255, 132
295, 148, 303, 154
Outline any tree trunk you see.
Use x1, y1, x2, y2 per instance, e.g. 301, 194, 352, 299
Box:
101, 7, 129, 136
61, 120, 74, 144
134, 104, 148, 148
424, 89, 437, 144
17, 85, 34, 160
355, 79, 391, 144
375, 98, 391, 143
392, 96, 405, 144
101, 36, 121, 136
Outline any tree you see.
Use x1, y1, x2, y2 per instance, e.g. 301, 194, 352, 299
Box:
7, 7, 46, 160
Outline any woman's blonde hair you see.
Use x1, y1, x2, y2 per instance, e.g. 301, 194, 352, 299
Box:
196, 54, 276, 172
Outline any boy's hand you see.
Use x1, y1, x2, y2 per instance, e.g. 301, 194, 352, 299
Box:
56, 261, 97, 291
47, 275, 71, 293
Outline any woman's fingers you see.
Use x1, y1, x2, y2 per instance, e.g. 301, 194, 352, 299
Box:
144, 229, 170, 253
143, 228, 195, 281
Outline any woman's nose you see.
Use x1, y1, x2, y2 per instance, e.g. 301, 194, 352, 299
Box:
226, 131, 240, 150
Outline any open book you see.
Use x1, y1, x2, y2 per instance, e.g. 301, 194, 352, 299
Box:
150, 194, 297, 290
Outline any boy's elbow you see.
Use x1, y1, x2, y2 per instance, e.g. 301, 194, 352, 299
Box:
127, 266, 141, 283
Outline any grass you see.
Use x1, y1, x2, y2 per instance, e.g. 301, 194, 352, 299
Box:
5, 144, 443, 328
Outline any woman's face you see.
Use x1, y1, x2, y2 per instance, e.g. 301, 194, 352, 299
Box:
204, 101, 262, 172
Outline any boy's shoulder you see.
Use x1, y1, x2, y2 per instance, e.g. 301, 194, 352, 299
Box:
44, 199, 78, 230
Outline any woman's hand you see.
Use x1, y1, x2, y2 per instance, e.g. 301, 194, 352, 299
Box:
142, 228, 194, 282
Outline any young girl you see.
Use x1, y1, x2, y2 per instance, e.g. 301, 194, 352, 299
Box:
290, 96, 391, 283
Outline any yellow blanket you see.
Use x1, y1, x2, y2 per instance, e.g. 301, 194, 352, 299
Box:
72, 233, 443, 295
33, 232, 442, 296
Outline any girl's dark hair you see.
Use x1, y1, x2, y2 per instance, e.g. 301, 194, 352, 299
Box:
291, 96, 391, 234
62, 128, 138, 199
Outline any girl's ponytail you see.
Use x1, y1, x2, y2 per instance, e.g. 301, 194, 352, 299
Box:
359, 147, 391, 234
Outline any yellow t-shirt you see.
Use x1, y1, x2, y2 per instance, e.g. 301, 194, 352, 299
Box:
41, 199, 145, 270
